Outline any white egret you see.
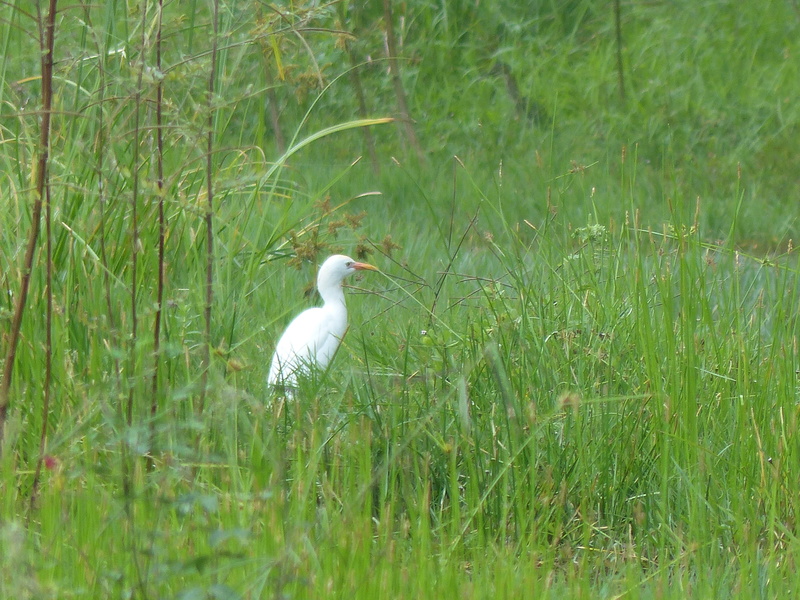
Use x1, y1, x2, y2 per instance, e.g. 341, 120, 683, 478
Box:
268, 254, 378, 388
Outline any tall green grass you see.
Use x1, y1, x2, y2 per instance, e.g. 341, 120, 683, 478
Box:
2, 0, 800, 598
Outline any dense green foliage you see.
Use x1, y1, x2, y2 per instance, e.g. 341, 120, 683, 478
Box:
1, 0, 799, 598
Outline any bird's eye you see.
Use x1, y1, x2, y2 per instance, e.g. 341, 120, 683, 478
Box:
346, 261, 353, 267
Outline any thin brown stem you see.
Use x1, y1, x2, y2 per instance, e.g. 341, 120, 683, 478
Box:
199, 0, 219, 416
0, 0, 58, 445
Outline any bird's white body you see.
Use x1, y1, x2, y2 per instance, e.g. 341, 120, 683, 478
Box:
268, 302, 347, 386
268, 255, 377, 388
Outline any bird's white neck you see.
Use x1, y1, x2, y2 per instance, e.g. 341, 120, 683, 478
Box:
317, 268, 349, 307
320, 286, 346, 307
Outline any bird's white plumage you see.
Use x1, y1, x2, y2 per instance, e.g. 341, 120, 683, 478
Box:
268, 254, 377, 388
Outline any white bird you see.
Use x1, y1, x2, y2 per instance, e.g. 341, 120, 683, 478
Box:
268, 254, 378, 388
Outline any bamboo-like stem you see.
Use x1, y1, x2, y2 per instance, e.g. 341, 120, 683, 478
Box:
123, 0, 148, 498
264, 63, 286, 154
199, 0, 219, 416
382, 0, 424, 163
122, 0, 147, 508
345, 41, 380, 175
122, 2, 151, 596
336, 0, 378, 172
122, 0, 147, 504
147, 0, 166, 471
0, 0, 58, 445
29, 138, 54, 508
92, 7, 123, 395
127, 80, 142, 431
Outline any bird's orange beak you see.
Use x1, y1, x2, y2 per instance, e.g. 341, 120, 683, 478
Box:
352, 261, 378, 272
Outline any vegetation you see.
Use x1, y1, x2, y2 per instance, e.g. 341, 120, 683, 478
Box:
1, 0, 799, 597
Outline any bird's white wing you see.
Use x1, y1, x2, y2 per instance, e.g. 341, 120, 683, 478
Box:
268, 306, 346, 386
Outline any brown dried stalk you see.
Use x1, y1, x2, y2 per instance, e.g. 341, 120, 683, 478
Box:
0, 0, 58, 445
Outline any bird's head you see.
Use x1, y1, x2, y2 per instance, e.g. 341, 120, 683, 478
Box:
317, 254, 378, 297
